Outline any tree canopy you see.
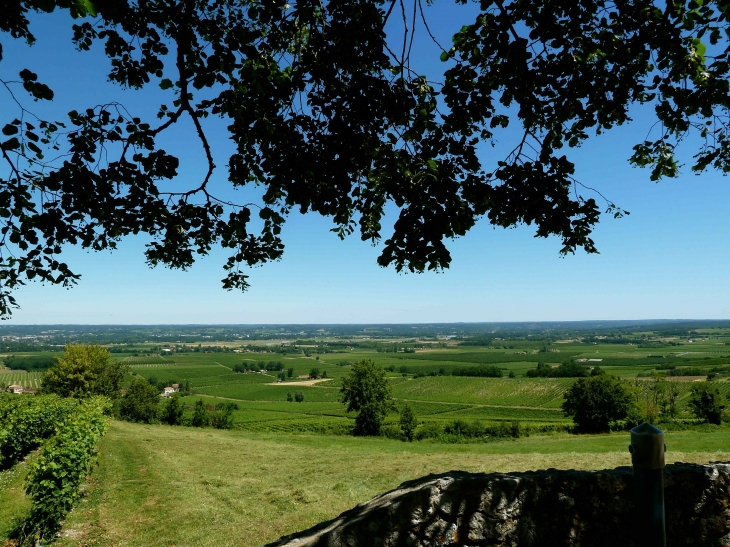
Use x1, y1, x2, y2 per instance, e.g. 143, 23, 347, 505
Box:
2, 0, 729, 315
562, 374, 634, 433
42, 343, 126, 398
341, 359, 392, 435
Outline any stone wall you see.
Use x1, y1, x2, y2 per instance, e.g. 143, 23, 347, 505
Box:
264, 462, 730, 547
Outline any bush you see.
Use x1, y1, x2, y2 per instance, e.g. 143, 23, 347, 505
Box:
20, 397, 110, 542
192, 399, 209, 427
286, 391, 293, 402
562, 375, 634, 433
399, 403, 418, 442
160, 393, 184, 425
414, 420, 524, 443
210, 403, 235, 429
0, 394, 78, 470
294, 390, 305, 402
119, 378, 159, 423
688, 383, 725, 424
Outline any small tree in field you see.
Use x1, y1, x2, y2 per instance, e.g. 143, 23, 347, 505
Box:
287, 368, 294, 378
43, 344, 127, 399
688, 383, 725, 425
562, 375, 634, 433
161, 393, 184, 425
341, 360, 392, 436
286, 392, 293, 402
294, 391, 305, 402
399, 403, 418, 442
119, 378, 159, 423
192, 399, 209, 427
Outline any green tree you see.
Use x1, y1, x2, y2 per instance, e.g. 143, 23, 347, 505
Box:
309, 368, 320, 379
191, 399, 209, 427
286, 392, 293, 402
665, 379, 681, 418
210, 403, 236, 429
562, 375, 634, 433
688, 383, 725, 425
160, 393, 184, 426
399, 403, 418, 442
43, 344, 127, 399
294, 391, 305, 403
119, 378, 159, 424
3, 0, 727, 317
287, 368, 294, 378
341, 360, 392, 436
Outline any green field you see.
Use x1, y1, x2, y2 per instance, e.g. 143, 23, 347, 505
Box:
116, 342, 730, 431
44, 421, 730, 547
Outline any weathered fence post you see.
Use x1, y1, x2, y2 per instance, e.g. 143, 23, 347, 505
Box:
629, 423, 666, 547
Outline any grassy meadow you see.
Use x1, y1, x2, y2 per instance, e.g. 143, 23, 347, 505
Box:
42, 421, 730, 547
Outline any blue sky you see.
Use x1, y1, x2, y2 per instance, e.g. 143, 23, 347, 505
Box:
2, 6, 729, 324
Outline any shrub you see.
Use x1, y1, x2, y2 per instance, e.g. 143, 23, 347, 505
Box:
399, 403, 418, 442
160, 393, 184, 425
20, 397, 110, 542
286, 391, 293, 402
192, 399, 209, 427
211, 403, 235, 429
119, 378, 160, 423
0, 395, 77, 470
294, 390, 305, 402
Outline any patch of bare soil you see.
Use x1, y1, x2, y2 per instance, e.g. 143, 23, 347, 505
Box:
267, 378, 334, 387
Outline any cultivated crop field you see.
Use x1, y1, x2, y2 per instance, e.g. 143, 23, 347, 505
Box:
0, 371, 44, 388
115, 331, 730, 433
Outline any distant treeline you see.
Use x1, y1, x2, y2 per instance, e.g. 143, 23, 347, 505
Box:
526, 362, 603, 378
232, 361, 284, 372
3, 354, 57, 371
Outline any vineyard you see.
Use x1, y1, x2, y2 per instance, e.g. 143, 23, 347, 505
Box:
122, 356, 177, 365
0, 394, 110, 545
0, 372, 44, 389
391, 376, 573, 408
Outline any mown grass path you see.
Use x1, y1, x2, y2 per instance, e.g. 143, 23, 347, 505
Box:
55, 421, 730, 547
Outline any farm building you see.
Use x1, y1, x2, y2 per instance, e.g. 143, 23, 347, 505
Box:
7, 384, 24, 394
161, 386, 178, 397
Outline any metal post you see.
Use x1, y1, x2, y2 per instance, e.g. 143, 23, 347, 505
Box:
629, 423, 666, 547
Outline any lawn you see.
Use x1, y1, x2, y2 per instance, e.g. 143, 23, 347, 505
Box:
50, 420, 730, 547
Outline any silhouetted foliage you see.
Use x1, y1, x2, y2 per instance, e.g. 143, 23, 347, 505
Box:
3, 0, 725, 315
